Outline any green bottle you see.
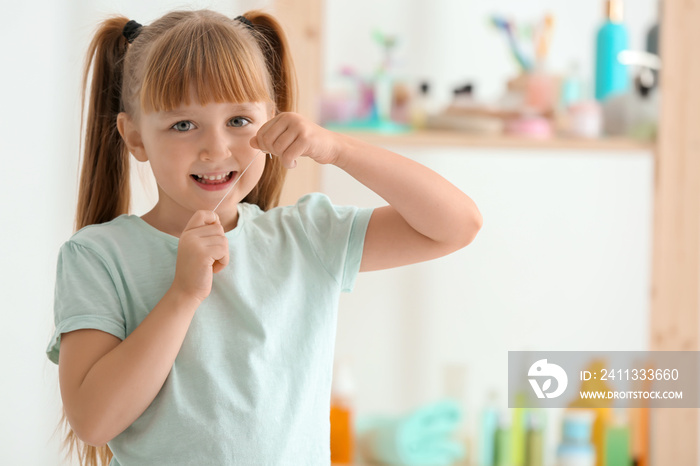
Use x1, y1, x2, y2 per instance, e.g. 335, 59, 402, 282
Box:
525, 412, 543, 466
605, 425, 632, 466
495, 413, 512, 466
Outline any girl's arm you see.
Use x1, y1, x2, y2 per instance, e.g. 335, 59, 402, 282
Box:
252, 113, 482, 271
59, 288, 200, 446
59, 210, 228, 446
333, 134, 481, 271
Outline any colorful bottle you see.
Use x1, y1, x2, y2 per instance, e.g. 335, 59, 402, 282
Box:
330, 359, 355, 463
480, 391, 500, 466
556, 409, 596, 466
410, 81, 431, 130
568, 359, 613, 466
494, 413, 513, 466
592, 407, 611, 466
441, 364, 472, 466
594, 0, 629, 101
605, 410, 632, 466
525, 411, 544, 466
511, 392, 527, 466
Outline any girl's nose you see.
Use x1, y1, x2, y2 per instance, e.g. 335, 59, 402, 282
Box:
199, 129, 232, 161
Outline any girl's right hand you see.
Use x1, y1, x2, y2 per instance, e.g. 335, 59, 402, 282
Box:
171, 210, 230, 303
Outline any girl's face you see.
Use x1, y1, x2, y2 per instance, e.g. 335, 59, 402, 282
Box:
122, 99, 271, 235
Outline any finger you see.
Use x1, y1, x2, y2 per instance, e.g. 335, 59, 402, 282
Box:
253, 119, 274, 152
257, 116, 289, 153
255, 112, 283, 136
270, 128, 299, 157
283, 135, 308, 161
279, 154, 298, 170
277, 136, 308, 169
212, 250, 229, 273
215, 246, 229, 267
211, 243, 230, 273
194, 223, 226, 238
201, 235, 229, 250
185, 210, 220, 230
212, 261, 225, 274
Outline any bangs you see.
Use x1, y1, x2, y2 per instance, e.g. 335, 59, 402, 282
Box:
140, 19, 272, 113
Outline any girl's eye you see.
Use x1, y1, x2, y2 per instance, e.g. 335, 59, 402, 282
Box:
170, 117, 249, 132
229, 117, 251, 128
171, 121, 194, 132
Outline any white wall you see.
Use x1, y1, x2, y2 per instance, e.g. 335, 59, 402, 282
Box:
1, 1, 74, 464
325, 146, 653, 465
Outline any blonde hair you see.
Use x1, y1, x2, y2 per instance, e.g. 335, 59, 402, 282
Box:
63, 9, 297, 464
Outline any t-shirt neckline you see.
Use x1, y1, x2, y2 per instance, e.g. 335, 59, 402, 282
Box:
127, 204, 247, 244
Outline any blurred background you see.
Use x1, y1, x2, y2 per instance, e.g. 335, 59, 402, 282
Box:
1, 0, 681, 465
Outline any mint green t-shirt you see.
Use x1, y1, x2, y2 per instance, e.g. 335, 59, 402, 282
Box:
46, 193, 373, 465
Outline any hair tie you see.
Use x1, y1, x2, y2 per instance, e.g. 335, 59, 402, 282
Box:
235, 15, 254, 31
123, 20, 143, 44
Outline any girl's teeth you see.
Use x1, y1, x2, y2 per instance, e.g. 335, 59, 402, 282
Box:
193, 172, 233, 184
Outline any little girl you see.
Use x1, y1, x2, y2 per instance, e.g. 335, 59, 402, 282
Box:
46, 9, 482, 466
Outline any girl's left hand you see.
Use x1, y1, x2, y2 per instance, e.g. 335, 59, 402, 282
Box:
249, 112, 340, 169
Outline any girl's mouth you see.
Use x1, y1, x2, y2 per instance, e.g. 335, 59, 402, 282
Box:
190, 171, 236, 191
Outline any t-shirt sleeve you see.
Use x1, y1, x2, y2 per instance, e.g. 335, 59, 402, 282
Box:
46, 240, 126, 365
294, 193, 373, 293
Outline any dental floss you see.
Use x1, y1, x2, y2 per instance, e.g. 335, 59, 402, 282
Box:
212, 150, 269, 213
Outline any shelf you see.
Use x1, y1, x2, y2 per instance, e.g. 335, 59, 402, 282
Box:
339, 130, 654, 152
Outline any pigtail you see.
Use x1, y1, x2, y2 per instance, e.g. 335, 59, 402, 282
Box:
61, 16, 126, 465
243, 11, 298, 113
75, 16, 132, 231
59, 408, 113, 466
239, 11, 299, 209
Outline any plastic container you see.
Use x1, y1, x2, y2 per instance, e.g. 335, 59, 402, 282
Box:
594, 0, 630, 101
330, 359, 355, 463
567, 101, 602, 139
479, 391, 500, 466
494, 412, 512, 466
505, 116, 553, 139
525, 412, 544, 466
557, 444, 596, 466
411, 81, 431, 129
556, 410, 596, 466
562, 409, 596, 444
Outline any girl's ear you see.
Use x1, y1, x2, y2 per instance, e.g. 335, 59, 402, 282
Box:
117, 112, 147, 162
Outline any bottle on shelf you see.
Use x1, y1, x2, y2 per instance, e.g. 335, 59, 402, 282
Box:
330, 358, 355, 464
410, 81, 432, 130
595, 0, 630, 101
524, 411, 544, 466
556, 409, 596, 466
442, 363, 472, 466
494, 412, 513, 466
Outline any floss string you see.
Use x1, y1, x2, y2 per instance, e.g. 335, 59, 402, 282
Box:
212, 150, 268, 213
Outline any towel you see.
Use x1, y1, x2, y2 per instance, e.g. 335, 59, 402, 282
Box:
357, 399, 466, 466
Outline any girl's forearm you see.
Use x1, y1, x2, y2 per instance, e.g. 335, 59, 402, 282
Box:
333, 133, 482, 246
74, 288, 200, 446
